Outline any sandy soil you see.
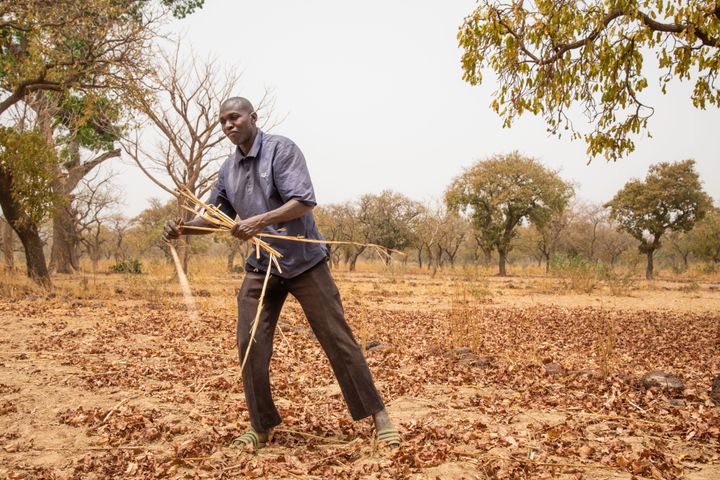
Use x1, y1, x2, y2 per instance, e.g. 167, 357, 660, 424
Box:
0, 270, 718, 478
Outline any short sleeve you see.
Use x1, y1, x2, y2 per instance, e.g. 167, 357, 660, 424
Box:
272, 141, 317, 206
207, 162, 237, 220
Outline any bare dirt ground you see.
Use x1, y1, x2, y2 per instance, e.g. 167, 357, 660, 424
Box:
1, 269, 719, 479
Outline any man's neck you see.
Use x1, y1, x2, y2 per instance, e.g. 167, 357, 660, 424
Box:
238, 128, 258, 157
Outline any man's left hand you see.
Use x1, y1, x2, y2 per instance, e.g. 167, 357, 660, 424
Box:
231, 217, 264, 241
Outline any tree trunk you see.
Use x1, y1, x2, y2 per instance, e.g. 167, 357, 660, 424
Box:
349, 253, 359, 272
1, 217, 14, 269
0, 169, 51, 287
50, 202, 80, 273
90, 246, 99, 274
16, 221, 50, 287
417, 246, 423, 269
227, 249, 236, 272
435, 245, 443, 269
498, 248, 508, 276
544, 252, 550, 274
384, 251, 392, 266
177, 198, 195, 273
645, 250, 655, 280
348, 246, 366, 272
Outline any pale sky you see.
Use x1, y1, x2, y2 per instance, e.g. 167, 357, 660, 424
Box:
117, 0, 719, 216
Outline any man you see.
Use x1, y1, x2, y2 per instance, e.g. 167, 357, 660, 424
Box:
163, 97, 399, 450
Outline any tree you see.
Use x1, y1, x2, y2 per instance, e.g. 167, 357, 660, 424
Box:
107, 214, 132, 264
0, 127, 57, 286
446, 152, 573, 276
122, 43, 275, 273
38, 92, 124, 274
432, 209, 470, 270
414, 203, 443, 270
314, 204, 350, 269
0, 1, 160, 116
74, 173, 122, 273
458, 1, 720, 161
0, 1, 169, 286
689, 206, 720, 264
535, 203, 575, 273
606, 159, 711, 279
667, 230, 692, 272
356, 191, 423, 264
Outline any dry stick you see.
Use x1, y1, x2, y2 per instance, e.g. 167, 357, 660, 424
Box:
39, 445, 163, 452
101, 394, 141, 424
255, 233, 404, 257
307, 439, 363, 472
472, 454, 613, 470
180, 225, 226, 233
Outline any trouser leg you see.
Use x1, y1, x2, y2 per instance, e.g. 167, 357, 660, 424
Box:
237, 271, 288, 432
288, 261, 385, 421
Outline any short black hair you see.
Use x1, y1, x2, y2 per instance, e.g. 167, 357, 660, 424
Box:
220, 96, 254, 113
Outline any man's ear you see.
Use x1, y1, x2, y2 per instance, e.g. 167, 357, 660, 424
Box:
250, 111, 258, 123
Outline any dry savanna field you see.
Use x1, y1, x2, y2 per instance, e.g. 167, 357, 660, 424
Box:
0, 261, 719, 479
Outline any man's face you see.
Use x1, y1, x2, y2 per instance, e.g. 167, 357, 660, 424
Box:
218, 103, 257, 147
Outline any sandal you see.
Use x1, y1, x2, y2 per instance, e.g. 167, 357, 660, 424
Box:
230, 430, 268, 450
376, 427, 401, 448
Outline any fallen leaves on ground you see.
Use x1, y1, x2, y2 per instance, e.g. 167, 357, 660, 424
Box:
0, 275, 718, 479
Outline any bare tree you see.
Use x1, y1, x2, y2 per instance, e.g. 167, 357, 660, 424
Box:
107, 215, 132, 263
122, 42, 277, 272
414, 203, 442, 271
536, 206, 576, 273
74, 172, 123, 273
437, 213, 469, 269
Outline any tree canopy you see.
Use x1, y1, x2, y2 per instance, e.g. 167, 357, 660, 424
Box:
0, 127, 57, 225
605, 159, 712, 279
689, 207, 720, 264
458, 1, 720, 161
445, 151, 573, 275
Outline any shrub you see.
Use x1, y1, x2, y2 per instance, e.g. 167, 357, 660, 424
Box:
550, 254, 602, 293
109, 259, 143, 274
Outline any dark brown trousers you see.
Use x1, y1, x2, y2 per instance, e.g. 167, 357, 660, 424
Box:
236, 260, 384, 432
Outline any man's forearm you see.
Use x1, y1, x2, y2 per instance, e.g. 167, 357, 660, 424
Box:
253, 199, 313, 230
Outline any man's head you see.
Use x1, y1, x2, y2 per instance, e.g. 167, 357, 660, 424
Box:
219, 97, 257, 149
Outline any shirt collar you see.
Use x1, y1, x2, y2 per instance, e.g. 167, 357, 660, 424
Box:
236, 129, 263, 162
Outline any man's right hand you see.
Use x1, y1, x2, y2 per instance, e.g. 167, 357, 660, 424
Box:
163, 220, 183, 242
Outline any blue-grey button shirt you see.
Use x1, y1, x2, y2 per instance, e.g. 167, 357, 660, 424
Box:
208, 130, 328, 278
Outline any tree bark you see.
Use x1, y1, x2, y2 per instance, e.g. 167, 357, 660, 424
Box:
498, 248, 508, 276
1, 217, 14, 269
544, 252, 550, 273
645, 250, 655, 280
347, 245, 366, 272
0, 169, 51, 287
50, 201, 80, 273
349, 254, 359, 272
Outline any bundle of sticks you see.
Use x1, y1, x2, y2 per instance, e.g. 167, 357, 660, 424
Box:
172, 187, 404, 372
